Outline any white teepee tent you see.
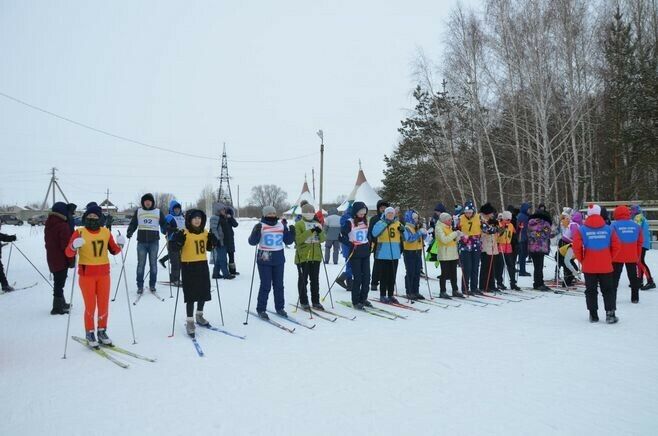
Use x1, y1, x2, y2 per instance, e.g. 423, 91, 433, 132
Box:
337, 165, 381, 212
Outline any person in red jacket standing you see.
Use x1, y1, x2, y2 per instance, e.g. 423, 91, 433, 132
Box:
65, 205, 124, 348
44, 202, 74, 315
611, 205, 643, 304
572, 204, 620, 324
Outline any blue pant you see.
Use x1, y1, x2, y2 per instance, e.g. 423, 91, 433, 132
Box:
403, 250, 422, 295
517, 241, 528, 274
256, 263, 285, 312
459, 250, 480, 292
213, 246, 230, 277
341, 243, 352, 278
136, 240, 159, 289
350, 256, 370, 305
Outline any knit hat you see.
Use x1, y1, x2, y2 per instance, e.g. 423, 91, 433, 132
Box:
463, 202, 475, 213
561, 207, 573, 217
384, 206, 396, 217
479, 202, 495, 215
301, 204, 315, 214
439, 212, 452, 224
630, 205, 641, 216
454, 204, 463, 214
571, 212, 583, 224
51, 202, 68, 217
83, 204, 103, 219
502, 211, 512, 221
262, 205, 276, 216
376, 200, 390, 210
434, 203, 446, 213
587, 204, 601, 217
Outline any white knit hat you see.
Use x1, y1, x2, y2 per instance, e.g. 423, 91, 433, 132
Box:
587, 204, 601, 217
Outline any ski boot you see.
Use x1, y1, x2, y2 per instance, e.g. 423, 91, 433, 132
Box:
606, 311, 618, 324
353, 302, 365, 310
439, 292, 452, 300
2, 284, 15, 292
589, 310, 599, 323
229, 264, 240, 275
196, 311, 210, 327
257, 311, 269, 320
85, 330, 99, 348
335, 273, 348, 290
312, 302, 324, 311
149, 286, 157, 293
416, 293, 426, 300
362, 300, 373, 308
388, 296, 399, 304
498, 284, 508, 290
300, 303, 311, 310
137, 288, 144, 295
186, 319, 196, 337
379, 296, 390, 303
405, 293, 419, 301
276, 309, 288, 318
97, 329, 112, 346
159, 258, 167, 268
510, 284, 521, 291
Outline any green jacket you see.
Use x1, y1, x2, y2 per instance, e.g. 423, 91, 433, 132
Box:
294, 218, 326, 264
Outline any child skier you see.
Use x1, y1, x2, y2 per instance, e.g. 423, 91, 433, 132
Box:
435, 212, 463, 298
65, 204, 124, 347
372, 206, 407, 303
527, 204, 554, 291
160, 200, 185, 286
402, 209, 427, 300
340, 201, 371, 309
458, 201, 482, 295
478, 203, 500, 293
495, 211, 519, 291
0, 223, 17, 292
248, 206, 294, 319
294, 204, 326, 310
172, 209, 217, 337
44, 202, 73, 314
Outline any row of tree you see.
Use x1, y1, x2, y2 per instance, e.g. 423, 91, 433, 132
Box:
382, 0, 658, 216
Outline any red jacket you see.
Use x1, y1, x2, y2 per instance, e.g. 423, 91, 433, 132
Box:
44, 212, 73, 272
611, 206, 643, 263
572, 215, 619, 274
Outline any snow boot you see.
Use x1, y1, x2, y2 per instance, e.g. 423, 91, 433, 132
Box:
589, 310, 599, 323
388, 296, 399, 304
97, 329, 112, 346
85, 331, 99, 348
452, 291, 465, 298
137, 288, 144, 295
50, 297, 69, 315
149, 286, 157, 293
159, 258, 167, 268
362, 300, 373, 308
229, 263, 240, 275
276, 309, 288, 318
510, 284, 521, 291
379, 296, 390, 303
416, 293, 426, 300
335, 273, 348, 290
353, 302, 365, 310
312, 302, 324, 310
186, 318, 196, 337
405, 293, 419, 301
606, 311, 618, 324
300, 303, 311, 310
498, 284, 508, 290
196, 311, 210, 327
641, 281, 656, 291
257, 311, 269, 320
439, 292, 452, 300
2, 284, 15, 292
631, 289, 639, 304
223, 274, 236, 280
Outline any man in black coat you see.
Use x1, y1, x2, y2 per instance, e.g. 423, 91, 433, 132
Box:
219, 206, 240, 275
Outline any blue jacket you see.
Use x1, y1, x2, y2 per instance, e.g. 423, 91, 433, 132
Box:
248, 217, 294, 265
372, 217, 407, 260
633, 206, 652, 250
517, 202, 531, 242
165, 200, 184, 241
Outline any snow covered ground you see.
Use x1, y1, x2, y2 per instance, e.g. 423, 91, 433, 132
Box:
1, 222, 657, 435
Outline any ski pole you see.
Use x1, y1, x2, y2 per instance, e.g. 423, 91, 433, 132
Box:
168, 277, 181, 337
62, 256, 77, 359
321, 249, 353, 302
215, 277, 224, 326
6, 242, 12, 276
166, 249, 173, 299
421, 236, 433, 299
143, 243, 167, 283
111, 235, 131, 301
320, 253, 335, 309
243, 246, 258, 325
10, 242, 52, 289
120, 244, 137, 344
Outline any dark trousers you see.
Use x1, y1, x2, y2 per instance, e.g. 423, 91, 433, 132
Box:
584, 272, 616, 312
52, 269, 68, 298
459, 250, 480, 292
403, 250, 421, 295
228, 251, 237, 274
0, 258, 8, 287
256, 263, 285, 312
439, 259, 458, 293
530, 252, 545, 288
496, 253, 516, 287
479, 253, 496, 291
185, 300, 205, 317
517, 241, 528, 274
350, 256, 370, 305
167, 243, 181, 282
613, 262, 640, 292
297, 261, 320, 305
371, 257, 382, 287
379, 259, 398, 297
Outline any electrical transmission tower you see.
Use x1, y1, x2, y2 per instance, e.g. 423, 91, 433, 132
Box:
217, 143, 233, 205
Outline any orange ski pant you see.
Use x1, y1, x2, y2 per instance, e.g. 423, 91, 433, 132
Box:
79, 274, 110, 331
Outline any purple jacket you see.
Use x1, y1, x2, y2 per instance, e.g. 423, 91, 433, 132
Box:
527, 212, 554, 254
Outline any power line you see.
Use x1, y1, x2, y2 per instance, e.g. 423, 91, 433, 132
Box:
0, 91, 320, 164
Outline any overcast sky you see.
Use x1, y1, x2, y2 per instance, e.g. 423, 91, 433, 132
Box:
0, 0, 475, 211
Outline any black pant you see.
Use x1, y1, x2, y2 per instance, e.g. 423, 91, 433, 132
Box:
52, 269, 68, 298
350, 256, 370, 305
439, 259, 458, 294
297, 261, 320, 305
0, 258, 8, 287
584, 272, 616, 312
498, 253, 516, 286
186, 300, 205, 317
613, 262, 639, 291
403, 250, 421, 295
228, 251, 237, 274
530, 252, 545, 288
379, 259, 398, 297
371, 257, 382, 287
479, 253, 496, 291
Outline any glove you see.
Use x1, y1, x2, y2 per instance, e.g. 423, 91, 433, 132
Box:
281, 218, 288, 228
116, 234, 126, 247
398, 224, 405, 233
72, 238, 85, 249
254, 223, 262, 232
312, 227, 321, 234
8, 235, 17, 242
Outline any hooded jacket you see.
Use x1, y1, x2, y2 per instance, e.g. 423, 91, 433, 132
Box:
340, 201, 371, 258
611, 206, 643, 263
294, 216, 326, 264
632, 206, 652, 250
44, 202, 73, 272
164, 200, 185, 241
402, 209, 427, 251
126, 193, 167, 242
208, 202, 226, 248
434, 221, 459, 261
516, 203, 531, 242
573, 214, 619, 274
219, 206, 239, 252
527, 211, 554, 254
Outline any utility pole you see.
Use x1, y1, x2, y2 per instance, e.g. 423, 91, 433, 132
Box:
316, 130, 324, 213
40, 167, 70, 211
